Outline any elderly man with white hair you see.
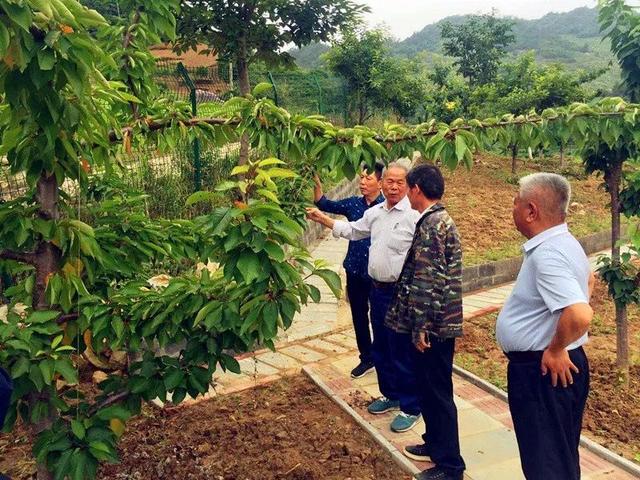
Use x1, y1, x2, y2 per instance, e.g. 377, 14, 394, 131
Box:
307, 159, 422, 433
496, 172, 595, 480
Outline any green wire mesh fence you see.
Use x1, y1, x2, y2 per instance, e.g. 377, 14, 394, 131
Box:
0, 58, 348, 218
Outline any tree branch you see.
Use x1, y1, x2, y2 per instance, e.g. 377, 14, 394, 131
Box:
88, 390, 130, 416
122, 9, 143, 118
109, 116, 233, 143
106, 103, 635, 146
0, 250, 36, 265
57, 312, 79, 325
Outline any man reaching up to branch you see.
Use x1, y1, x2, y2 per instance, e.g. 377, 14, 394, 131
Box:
307, 160, 422, 434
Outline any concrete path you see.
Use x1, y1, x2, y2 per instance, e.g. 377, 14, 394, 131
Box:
198, 232, 638, 479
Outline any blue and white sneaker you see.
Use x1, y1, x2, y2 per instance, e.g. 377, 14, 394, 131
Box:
367, 396, 400, 414
390, 412, 421, 432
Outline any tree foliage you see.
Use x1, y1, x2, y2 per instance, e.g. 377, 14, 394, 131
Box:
1, 2, 640, 478
175, 0, 368, 94
440, 11, 515, 85
0, 2, 340, 479
599, 0, 640, 102
324, 29, 427, 124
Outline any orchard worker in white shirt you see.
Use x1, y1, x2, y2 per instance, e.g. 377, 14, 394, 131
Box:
496, 172, 595, 480
306, 160, 422, 434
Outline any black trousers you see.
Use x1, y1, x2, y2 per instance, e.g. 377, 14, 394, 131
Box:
346, 272, 372, 363
507, 347, 589, 480
0, 367, 12, 427
412, 337, 465, 474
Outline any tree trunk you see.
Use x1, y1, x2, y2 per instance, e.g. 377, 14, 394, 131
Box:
605, 159, 629, 382
236, 45, 251, 167
510, 144, 518, 175
33, 172, 62, 480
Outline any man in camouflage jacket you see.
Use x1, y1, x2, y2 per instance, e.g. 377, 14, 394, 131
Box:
386, 164, 466, 480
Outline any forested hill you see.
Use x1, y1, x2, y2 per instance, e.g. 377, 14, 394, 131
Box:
290, 7, 613, 72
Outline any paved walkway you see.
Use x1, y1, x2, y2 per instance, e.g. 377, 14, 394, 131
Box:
199, 233, 637, 479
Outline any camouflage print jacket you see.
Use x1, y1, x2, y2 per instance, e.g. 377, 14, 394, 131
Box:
384, 203, 463, 341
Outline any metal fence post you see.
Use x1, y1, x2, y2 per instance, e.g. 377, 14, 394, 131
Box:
313, 74, 322, 115
267, 71, 279, 107
177, 62, 202, 191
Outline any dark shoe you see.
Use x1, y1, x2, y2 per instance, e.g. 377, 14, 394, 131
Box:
414, 466, 463, 480
0, 474, 12, 480
403, 443, 431, 462
350, 361, 374, 378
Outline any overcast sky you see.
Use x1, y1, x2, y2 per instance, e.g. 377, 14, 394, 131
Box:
361, 0, 597, 40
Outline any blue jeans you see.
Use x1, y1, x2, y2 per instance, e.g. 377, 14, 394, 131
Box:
369, 284, 420, 416
0, 367, 12, 428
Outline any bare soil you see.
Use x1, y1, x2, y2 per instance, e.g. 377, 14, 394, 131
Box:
456, 278, 640, 463
0, 376, 410, 480
443, 154, 611, 265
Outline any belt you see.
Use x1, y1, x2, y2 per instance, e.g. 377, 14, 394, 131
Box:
371, 280, 396, 289
504, 350, 544, 363
504, 347, 585, 363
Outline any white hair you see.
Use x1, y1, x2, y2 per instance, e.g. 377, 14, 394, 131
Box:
519, 172, 572, 218
383, 158, 411, 178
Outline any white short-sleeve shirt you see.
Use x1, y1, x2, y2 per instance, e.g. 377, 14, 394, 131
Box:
332, 195, 420, 282
496, 224, 591, 352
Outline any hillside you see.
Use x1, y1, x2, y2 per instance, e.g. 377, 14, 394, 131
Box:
289, 7, 619, 92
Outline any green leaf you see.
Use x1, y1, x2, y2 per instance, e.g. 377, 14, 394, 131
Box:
308, 285, 321, 303
252, 82, 274, 97
256, 188, 279, 203
55, 358, 78, 384
28, 310, 59, 323
0, 22, 9, 58
96, 405, 131, 422
237, 252, 261, 283
39, 358, 54, 386
258, 158, 285, 167
265, 167, 297, 179
37, 49, 56, 70
314, 269, 342, 299
11, 357, 30, 379
88, 441, 116, 462
163, 369, 185, 391
71, 420, 86, 440
220, 354, 241, 374
2, 2, 33, 32
454, 134, 467, 162
263, 241, 285, 262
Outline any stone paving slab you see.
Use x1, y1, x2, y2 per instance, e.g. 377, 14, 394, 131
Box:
304, 338, 350, 354
255, 351, 302, 371
279, 344, 327, 363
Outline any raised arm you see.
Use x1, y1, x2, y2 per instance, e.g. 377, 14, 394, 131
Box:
313, 175, 352, 216
306, 207, 373, 241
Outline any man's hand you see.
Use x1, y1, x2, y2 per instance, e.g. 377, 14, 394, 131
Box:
306, 207, 324, 222
306, 207, 335, 229
414, 331, 430, 352
313, 174, 324, 203
541, 348, 579, 387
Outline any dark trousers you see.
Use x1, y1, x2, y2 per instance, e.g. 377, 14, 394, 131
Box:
412, 337, 465, 474
507, 347, 589, 480
0, 367, 12, 427
369, 284, 420, 415
346, 272, 372, 363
